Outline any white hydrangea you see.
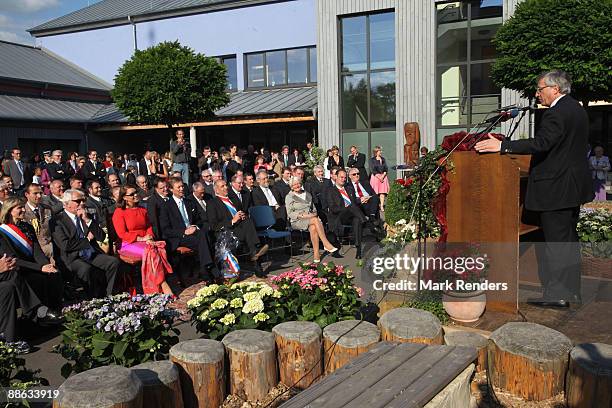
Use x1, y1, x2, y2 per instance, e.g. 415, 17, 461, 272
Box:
197, 284, 220, 298
258, 286, 274, 298
210, 298, 229, 310
230, 298, 243, 308
219, 313, 236, 326
243, 292, 261, 302
197, 310, 210, 321
242, 298, 265, 314
253, 312, 269, 323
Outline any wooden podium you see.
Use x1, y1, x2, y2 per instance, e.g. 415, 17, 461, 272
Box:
446, 151, 539, 313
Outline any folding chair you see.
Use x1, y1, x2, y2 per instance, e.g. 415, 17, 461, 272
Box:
249, 206, 292, 258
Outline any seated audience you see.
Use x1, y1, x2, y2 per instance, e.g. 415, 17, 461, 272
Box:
347, 168, 381, 221
136, 175, 151, 201
326, 169, 366, 259
41, 180, 65, 215
206, 179, 269, 276
147, 178, 170, 240
305, 165, 332, 217
244, 173, 255, 193
23, 183, 54, 258
0, 196, 63, 309
112, 186, 174, 295
252, 170, 286, 229
159, 178, 219, 282
285, 177, 338, 263
185, 181, 210, 234
50, 189, 119, 298
274, 167, 292, 203
85, 180, 112, 229
0, 179, 11, 207
228, 174, 251, 210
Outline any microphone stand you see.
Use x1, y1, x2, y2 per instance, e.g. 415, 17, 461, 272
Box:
505, 109, 529, 141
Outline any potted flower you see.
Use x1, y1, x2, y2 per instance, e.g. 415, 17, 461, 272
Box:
438, 244, 489, 323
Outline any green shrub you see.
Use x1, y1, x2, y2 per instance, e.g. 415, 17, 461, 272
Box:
403, 291, 449, 324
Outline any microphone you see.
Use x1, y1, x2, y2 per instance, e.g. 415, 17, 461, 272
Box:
483, 109, 520, 123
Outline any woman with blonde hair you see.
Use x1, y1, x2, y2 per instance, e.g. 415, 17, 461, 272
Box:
369, 146, 390, 212
148, 151, 169, 180
285, 177, 338, 263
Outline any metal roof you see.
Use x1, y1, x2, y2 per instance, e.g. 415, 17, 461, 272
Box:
90, 85, 318, 123
0, 41, 112, 91
29, 0, 288, 37
0, 94, 109, 123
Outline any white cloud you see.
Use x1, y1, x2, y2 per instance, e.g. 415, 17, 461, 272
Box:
0, 30, 20, 42
0, 0, 60, 13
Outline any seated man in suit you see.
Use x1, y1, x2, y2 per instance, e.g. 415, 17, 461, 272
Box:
159, 177, 219, 282
41, 180, 65, 215
102, 173, 121, 199
85, 180, 112, 229
50, 189, 119, 298
346, 168, 381, 222
146, 177, 169, 240
185, 181, 211, 234
23, 183, 54, 258
326, 169, 367, 259
305, 165, 332, 217
228, 174, 251, 211
274, 167, 292, 203
206, 179, 269, 276
252, 170, 287, 229
200, 169, 215, 197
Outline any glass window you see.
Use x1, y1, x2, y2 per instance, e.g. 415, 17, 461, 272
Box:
436, 3, 468, 65
247, 53, 265, 88
437, 65, 469, 127
287, 48, 308, 84
341, 15, 367, 72
309, 47, 317, 83
371, 130, 397, 180
221, 56, 237, 91
471, 0, 503, 20
470, 17, 501, 60
342, 73, 368, 130
370, 71, 396, 128
369, 12, 395, 70
266, 50, 286, 87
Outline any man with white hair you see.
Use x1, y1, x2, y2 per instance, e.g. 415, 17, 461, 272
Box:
136, 175, 150, 200
252, 170, 287, 228
201, 169, 215, 196
476, 69, 593, 308
50, 189, 119, 298
305, 165, 332, 216
0, 180, 10, 207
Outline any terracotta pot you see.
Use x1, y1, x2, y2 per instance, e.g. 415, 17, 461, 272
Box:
442, 290, 486, 323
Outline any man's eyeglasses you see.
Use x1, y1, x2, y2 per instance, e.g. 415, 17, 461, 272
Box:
72, 199, 85, 204
536, 85, 552, 92
349, 173, 359, 177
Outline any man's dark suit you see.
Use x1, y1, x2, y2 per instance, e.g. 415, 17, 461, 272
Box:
203, 182, 215, 197
222, 160, 242, 181
147, 193, 167, 240
273, 179, 291, 203
185, 194, 211, 233
500, 95, 593, 301
83, 160, 106, 183
3, 160, 31, 190
346, 179, 380, 218
159, 196, 215, 279
347, 153, 368, 182
206, 196, 261, 256
41, 194, 64, 215
251, 185, 287, 228
85, 196, 112, 229
305, 177, 332, 214
47, 161, 74, 184
326, 184, 366, 249
50, 211, 118, 298
228, 188, 252, 212
288, 153, 304, 166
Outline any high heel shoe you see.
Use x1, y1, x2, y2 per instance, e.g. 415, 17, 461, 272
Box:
313, 259, 321, 264
323, 246, 338, 254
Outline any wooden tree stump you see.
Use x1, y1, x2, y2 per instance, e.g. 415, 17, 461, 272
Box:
131, 360, 183, 408
566, 342, 612, 408
488, 322, 573, 401
378, 307, 443, 345
222, 329, 278, 402
444, 331, 488, 372
322, 319, 380, 375
272, 321, 322, 390
170, 339, 225, 408
53, 365, 143, 408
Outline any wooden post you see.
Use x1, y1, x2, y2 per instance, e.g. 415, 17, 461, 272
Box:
566, 343, 612, 408
222, 329, 277, 402
131, 361, 183, 408
169, 339, 225, 408
444, 331, 488, 372
272, 321, 322, 390
378, 307, 443, 345
488, 322, 572, 401
53, 365, 143, 408
322, 320, 380, 375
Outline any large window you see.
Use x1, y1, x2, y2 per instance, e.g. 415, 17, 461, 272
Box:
217, 55, 238, 91
245, 46, 317, 89
436, 0, 502, 142
340, 11, 396, 177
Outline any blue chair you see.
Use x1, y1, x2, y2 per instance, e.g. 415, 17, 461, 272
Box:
248, 206, 292, 257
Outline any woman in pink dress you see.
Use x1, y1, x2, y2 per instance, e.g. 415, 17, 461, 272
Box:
112, 186, 173, 295
369, 146, 390, 212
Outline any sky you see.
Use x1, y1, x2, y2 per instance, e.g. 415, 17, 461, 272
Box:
0, 0, 101, 45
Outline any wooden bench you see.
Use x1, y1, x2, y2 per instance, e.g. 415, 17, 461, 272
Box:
279, 342, 477, 408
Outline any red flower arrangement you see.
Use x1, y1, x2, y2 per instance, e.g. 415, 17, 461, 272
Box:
440, 131, 504, 152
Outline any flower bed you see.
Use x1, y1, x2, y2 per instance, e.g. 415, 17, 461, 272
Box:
55, 293, 179, 378
188, 263, 363, 338
1, 340, 48, 406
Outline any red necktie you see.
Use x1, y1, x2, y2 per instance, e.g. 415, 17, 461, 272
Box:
355, 183, 363, 198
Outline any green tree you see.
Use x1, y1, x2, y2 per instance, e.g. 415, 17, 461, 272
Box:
491, 0, 612, 107
112, 41, 230, 126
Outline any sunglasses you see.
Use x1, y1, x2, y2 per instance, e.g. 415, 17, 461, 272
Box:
72, 199, 85, 204
124, 192, 137, 197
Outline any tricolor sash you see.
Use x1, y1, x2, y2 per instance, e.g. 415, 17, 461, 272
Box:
0, 223, 33, 257
218, 196, 238, 216
224, 251, 240, 278
338, 187, 352, 207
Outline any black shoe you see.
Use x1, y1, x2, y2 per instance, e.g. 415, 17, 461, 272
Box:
355, 247, 362, 259
526, 297, 570, 308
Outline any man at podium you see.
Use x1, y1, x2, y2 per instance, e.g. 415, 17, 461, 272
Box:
475, 70, 594, 308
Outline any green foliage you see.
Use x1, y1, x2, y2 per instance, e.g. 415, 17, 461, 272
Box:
0, 340, 48, 407
54, 294, 179, 378
303, 142, 325, 177
577, 208, 612, 258
403, 291, 449, 325
384, 180, 411, 226
492, 0, 612, 104
188, 263, 363, 338
112, 41, 230, 126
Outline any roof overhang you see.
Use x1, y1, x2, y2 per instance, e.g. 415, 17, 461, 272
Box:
29, 0, 287, 38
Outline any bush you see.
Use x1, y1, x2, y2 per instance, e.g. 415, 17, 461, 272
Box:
403, 291, 449, 324
55, 294, 179, 378
270, 262, 363, 327
577, 208, 612, 258
187, 282, 287, 340
384, 181, 411, 226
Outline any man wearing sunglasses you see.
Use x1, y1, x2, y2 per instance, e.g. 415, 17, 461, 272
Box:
475, 70, 593, 308
50, 189, 119, 299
